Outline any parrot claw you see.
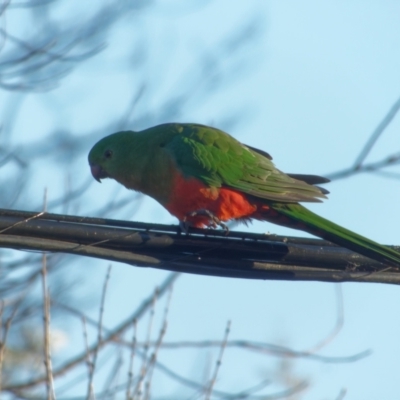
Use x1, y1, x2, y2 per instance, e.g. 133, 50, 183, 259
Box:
185, 209, 230, 234
179, 220, 191, 234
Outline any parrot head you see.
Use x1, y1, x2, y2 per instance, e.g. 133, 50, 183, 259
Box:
88, 136, 115, 182
88, 131, 133, 183
88, 131, 145, 182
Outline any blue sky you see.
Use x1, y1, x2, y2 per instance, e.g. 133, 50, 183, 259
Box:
2, 0, 400, 398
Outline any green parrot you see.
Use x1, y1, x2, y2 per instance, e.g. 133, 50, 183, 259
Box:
88, 123, 400, 268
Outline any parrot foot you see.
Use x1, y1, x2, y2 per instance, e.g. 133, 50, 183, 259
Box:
185, 209, 230, 234
179, 220, 191, 234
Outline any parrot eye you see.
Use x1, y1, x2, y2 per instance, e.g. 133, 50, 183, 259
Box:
104, 149, 113, 159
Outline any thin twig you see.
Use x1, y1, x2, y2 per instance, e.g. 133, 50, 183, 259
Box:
353, 94, 400, 169
102, 348, 124, 399
327, 152, 400, 181
0, 0, 11, 18
81, 316, 92, 396
145, 320, 168, 400
326, 93, 400, 181
41, 188, 55, 399
133, 287, 158, 399
0, 210, 45, 234
43, 188, 48, 212
335, 388, 347, 400
205, 320, 231, 400
115, 338, 369, 364
0, 300, 4, 389
305, 284, 344, 353
87, 265, 112, 399
144, 287, 173, 400
144, 319, 168, 400
0, 287, 36, 390
41, 253, 55, 400
126, 319, 137, 399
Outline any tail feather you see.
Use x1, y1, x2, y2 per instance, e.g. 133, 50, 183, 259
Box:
267, 203, 400, 268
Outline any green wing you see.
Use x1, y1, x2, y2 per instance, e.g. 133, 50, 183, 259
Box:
164, 123, 326, 203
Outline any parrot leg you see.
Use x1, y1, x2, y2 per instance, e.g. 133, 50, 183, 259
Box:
179, 220, 190, 234
186, 209, 229, 233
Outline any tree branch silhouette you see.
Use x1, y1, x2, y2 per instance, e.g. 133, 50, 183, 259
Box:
326, 94, 400, 181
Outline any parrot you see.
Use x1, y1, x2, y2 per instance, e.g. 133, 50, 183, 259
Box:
88, 123, 400, 268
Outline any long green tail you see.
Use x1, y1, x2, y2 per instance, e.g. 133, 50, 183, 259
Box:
268, 203, 400, 267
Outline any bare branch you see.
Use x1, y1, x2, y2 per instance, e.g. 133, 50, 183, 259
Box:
41, 253, 55, 400
126, 319, 137, 400
335, 388, 347, 400
304, 284, 344, 353
205, 320, 231, 400
81, 316, 92, 394
133, 287, 158, 398
86, 265, 112, 399
3, 272, 179, 392
326, 151, 400, 181
353, 95, 400, 169
327, 94, 400, 181
0, 211, 45, 234
143, 287, 172, 400
114, 339, 370, 365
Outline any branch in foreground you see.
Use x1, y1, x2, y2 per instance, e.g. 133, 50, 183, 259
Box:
326, 93, 400, 181
3, 272, 179, 393
0, 209, 399, 284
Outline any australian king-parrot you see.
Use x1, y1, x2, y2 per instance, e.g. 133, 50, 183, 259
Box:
88, 123, 400, 267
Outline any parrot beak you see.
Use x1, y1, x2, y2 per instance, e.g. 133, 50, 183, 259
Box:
90, 164, 108, 183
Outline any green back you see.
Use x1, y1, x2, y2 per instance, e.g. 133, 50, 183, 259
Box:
162, 123, 326, 203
